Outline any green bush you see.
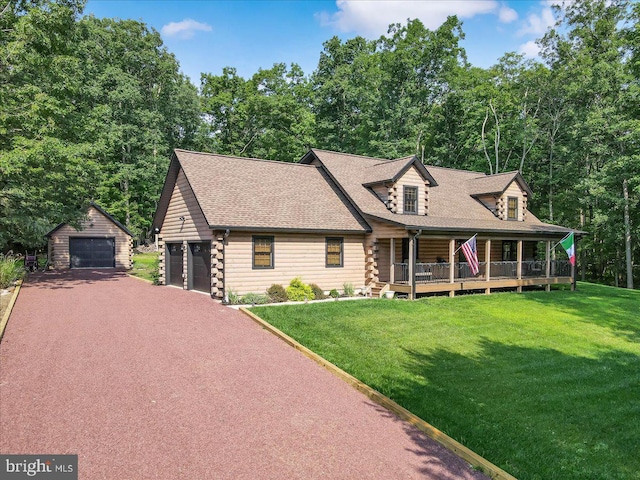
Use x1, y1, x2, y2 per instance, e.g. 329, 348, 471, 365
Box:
309, 283, 326, 300
343, 282, 355, 297
286, 277, 315, 302
226, 288, 241, 305
241, 292, 270, 305
329, 288, 340, 299
0, 253, 24, 289
266, 284, 288, 303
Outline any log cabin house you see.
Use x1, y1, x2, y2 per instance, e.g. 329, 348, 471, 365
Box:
152, 148, 576, 300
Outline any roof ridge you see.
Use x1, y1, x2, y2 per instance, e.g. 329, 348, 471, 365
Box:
425, 164, 488, 175
311, 148, 390, 162
176, 149, 316, 168
369, 156, 414, 168
481, 170, 520, 178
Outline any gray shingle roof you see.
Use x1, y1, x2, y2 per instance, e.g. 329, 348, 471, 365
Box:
305, 149, 572, 237
467, 170, 533, 197
173, 149, 369, 233
360, 156, 415, 185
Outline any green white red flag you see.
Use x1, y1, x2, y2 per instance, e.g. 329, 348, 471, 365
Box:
560, 232, 575, 266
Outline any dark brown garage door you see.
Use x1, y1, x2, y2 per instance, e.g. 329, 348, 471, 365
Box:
69, 238, 115, 268
167, 243, 183, 287
189, 242, 211, 293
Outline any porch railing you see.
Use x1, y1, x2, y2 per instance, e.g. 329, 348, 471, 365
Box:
490, 261, 518, 278
456, 262, 486, 280
392, 259, 572, 285
550, 259, 571, 277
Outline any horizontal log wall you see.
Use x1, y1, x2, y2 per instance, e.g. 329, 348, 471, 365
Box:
395, 166, 427, 215
224, 232, 366, 295
161, 169, 212, 242
48, 206, 132, 269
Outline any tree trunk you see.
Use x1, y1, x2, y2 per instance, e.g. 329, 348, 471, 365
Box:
623, 178, 633, 289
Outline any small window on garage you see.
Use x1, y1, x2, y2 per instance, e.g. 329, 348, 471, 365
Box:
326, 237, 343, 267
253, 236, 274, 269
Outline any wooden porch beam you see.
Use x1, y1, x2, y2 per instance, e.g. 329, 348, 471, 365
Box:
449, 239, 455, 297
390, 238, 395, 284
516, 239, 523, 293
408, 236, 415, 300
485, 239, 491, 294
545, 240, 551, 292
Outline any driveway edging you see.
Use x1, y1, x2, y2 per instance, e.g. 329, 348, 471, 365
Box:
0, 280, 22, 343
240, 307, 516, 480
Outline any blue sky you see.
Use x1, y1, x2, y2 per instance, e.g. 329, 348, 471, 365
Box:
84, 1, 558, 86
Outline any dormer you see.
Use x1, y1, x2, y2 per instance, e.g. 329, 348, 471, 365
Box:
362, 156, 437, 216
468, 172, 533, 222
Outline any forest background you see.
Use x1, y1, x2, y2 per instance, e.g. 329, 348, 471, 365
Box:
1, 0, 638, 288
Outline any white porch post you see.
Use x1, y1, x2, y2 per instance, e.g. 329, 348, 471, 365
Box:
485, 239, 491, 294
516, 239, 523, 293
449, 238, 455, 297
408, 236, 415, 300
390, 238, 395, 284
545, 240, 551, 292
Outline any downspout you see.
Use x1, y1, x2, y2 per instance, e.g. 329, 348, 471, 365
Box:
222, 229, 230, 303
411, 229, 422, 300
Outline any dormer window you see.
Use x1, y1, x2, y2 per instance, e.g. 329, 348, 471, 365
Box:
404, 186, 418, 214
507, 197, 518, 220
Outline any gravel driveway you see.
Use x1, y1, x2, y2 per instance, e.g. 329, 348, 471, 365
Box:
0, 270, 488, 479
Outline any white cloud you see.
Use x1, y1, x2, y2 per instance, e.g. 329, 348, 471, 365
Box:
519, 40, 541, 58
498, 5, 518, 24
517, 5, 555, 37
161, 19, 212, 40
318, 0, 501, 36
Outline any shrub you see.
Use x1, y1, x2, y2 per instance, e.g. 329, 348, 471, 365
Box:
286, 277, 315, 302
0, 253, 24, 289
241, 292, 270, 305
309, 283, 326, 300
226, 288, 241, 305
329, 288, 340, 299
343, 282, 355, 297
266, 284, 288, 303
151, 255, 160, 285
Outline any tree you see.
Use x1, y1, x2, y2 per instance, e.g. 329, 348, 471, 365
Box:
199, 63, 314, 162
538, 0, 637, 286
0, 0, 98, 250
0, 1, 202, 249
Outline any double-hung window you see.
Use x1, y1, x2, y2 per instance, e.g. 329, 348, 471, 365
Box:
403, 186, 418, 214
253, 236, 274, 269
326, 237, 343, 268
507, 197, 518, 220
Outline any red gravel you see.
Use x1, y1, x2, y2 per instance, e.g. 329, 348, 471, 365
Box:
1, 270, 489, 479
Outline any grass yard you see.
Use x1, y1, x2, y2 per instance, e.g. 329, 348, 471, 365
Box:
130, 252, 159, 283
251, 283, 640, 480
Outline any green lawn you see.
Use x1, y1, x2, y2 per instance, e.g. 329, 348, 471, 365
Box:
251, 283, 640, 480
130, 252, 159, 283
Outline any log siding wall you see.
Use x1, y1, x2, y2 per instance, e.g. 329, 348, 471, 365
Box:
158, 169, 213, 286
48, 206, 132, 269
224, 232, 366, 295
395, 167, 427, 215
499, 181, 527, 221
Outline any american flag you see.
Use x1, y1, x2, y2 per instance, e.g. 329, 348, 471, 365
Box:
461, 235, 480, 276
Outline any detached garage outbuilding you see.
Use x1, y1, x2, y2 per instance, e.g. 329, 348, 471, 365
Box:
46, 203, 133, 269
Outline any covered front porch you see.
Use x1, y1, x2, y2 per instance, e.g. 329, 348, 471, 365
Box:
373, 235, 573, 299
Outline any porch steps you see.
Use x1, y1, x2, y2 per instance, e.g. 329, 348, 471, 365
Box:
371, 282, 390, 298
